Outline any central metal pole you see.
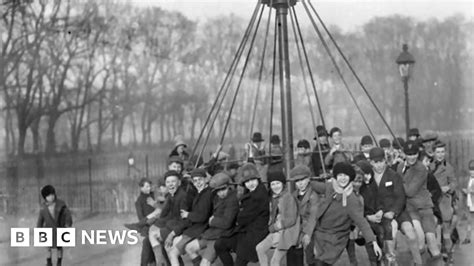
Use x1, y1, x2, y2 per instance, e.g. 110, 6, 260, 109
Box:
276, 6, 294, 176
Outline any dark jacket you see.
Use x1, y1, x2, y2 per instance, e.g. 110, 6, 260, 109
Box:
201, 189, 239, 240
361, 168, 406, 218
36, 199, 73, 248
233, 182, 270, 262
154, 187, 189, 235
134, 192, 156, 236
181, 186, 214, 238
397, 161, 433, 211
311, 181, 376, 264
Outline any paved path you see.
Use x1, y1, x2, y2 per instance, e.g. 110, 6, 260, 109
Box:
1, 214, 473, 265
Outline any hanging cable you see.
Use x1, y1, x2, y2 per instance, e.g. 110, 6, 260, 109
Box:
285, 5, 326, 131
269, 12, 278, 158
194, 2, 262, 166
287, 5, 316, 131
289, 6, 327, 174
250, 0, 273, 137
307, 0, 399, 142
301, 1, 378, 146
219, 4, 266, 146
190, 1, 261, 161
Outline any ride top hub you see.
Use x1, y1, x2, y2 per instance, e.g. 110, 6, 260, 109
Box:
262, 0, 297, 9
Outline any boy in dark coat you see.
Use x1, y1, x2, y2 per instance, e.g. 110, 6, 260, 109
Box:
398, 141, 442, 264
148, 170, 189, 265
167, 168, 214, 265
215, 163, 270, 265
184, 172, 239, 266
37, 185, 73, 266
126, 178, 162, 266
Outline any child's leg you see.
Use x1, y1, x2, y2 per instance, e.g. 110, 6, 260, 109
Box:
57, 247, 63, 266
184, 239, 200, 259
270, 249, 287, 265
46, 247, 52, 266
255, 233, 274, 266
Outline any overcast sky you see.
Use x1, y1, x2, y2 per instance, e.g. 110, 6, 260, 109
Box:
128, 0, 474, 31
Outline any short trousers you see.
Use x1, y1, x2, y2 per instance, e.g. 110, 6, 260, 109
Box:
408, 208, 436, 234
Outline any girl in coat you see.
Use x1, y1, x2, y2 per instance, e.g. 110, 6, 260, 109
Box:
36, 185, 73, 266
215, 163, 270, 266
256, 170, 300, 265
310, 162, 382, 265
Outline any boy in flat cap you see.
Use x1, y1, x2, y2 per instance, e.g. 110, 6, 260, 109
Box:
397, 141, 442, 264
364, 148, 421, 265
287, 165, 320, 266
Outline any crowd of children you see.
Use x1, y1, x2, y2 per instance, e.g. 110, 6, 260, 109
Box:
37, 126, 474, 266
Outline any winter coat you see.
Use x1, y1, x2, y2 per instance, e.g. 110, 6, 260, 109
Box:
134, 192, 156, 236
181, 186, 214, 238
360, 168, 406, 217
430, 160, 457, 220
36, 199, 73, 248
397, 161, 433, 211
154, 187, 189, 235
268, 188, 300, 250
293, 188, 319, 241
232, 182, 270, 262
310, 181, 376, 264
430, 160, 457, 190
201, 190, 239, 240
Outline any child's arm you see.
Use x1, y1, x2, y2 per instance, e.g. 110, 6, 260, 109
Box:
64, 206, 73, 227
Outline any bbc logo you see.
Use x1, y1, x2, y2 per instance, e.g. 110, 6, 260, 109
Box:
11, 228, 76, 247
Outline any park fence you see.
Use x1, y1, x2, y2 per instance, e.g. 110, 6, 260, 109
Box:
0, 136, 473, 215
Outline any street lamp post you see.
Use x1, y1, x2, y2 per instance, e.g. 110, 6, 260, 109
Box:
396, 44, 415, 139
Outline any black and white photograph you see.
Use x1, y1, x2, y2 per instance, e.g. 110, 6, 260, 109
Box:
1, 0, 473, 265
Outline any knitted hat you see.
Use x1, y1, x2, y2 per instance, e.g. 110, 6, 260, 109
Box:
267, 170, 286, 184
41, 185, 56, 199
356, 160, 374, 177
379, 138, 391, 148
239, 163, 260, 184
369, 147, 385, 162
360, 135, 373, 146
333, 162, 356, 182
289, 165, 311, 181
210, 172, 232, 191
297, 139, 310, 149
